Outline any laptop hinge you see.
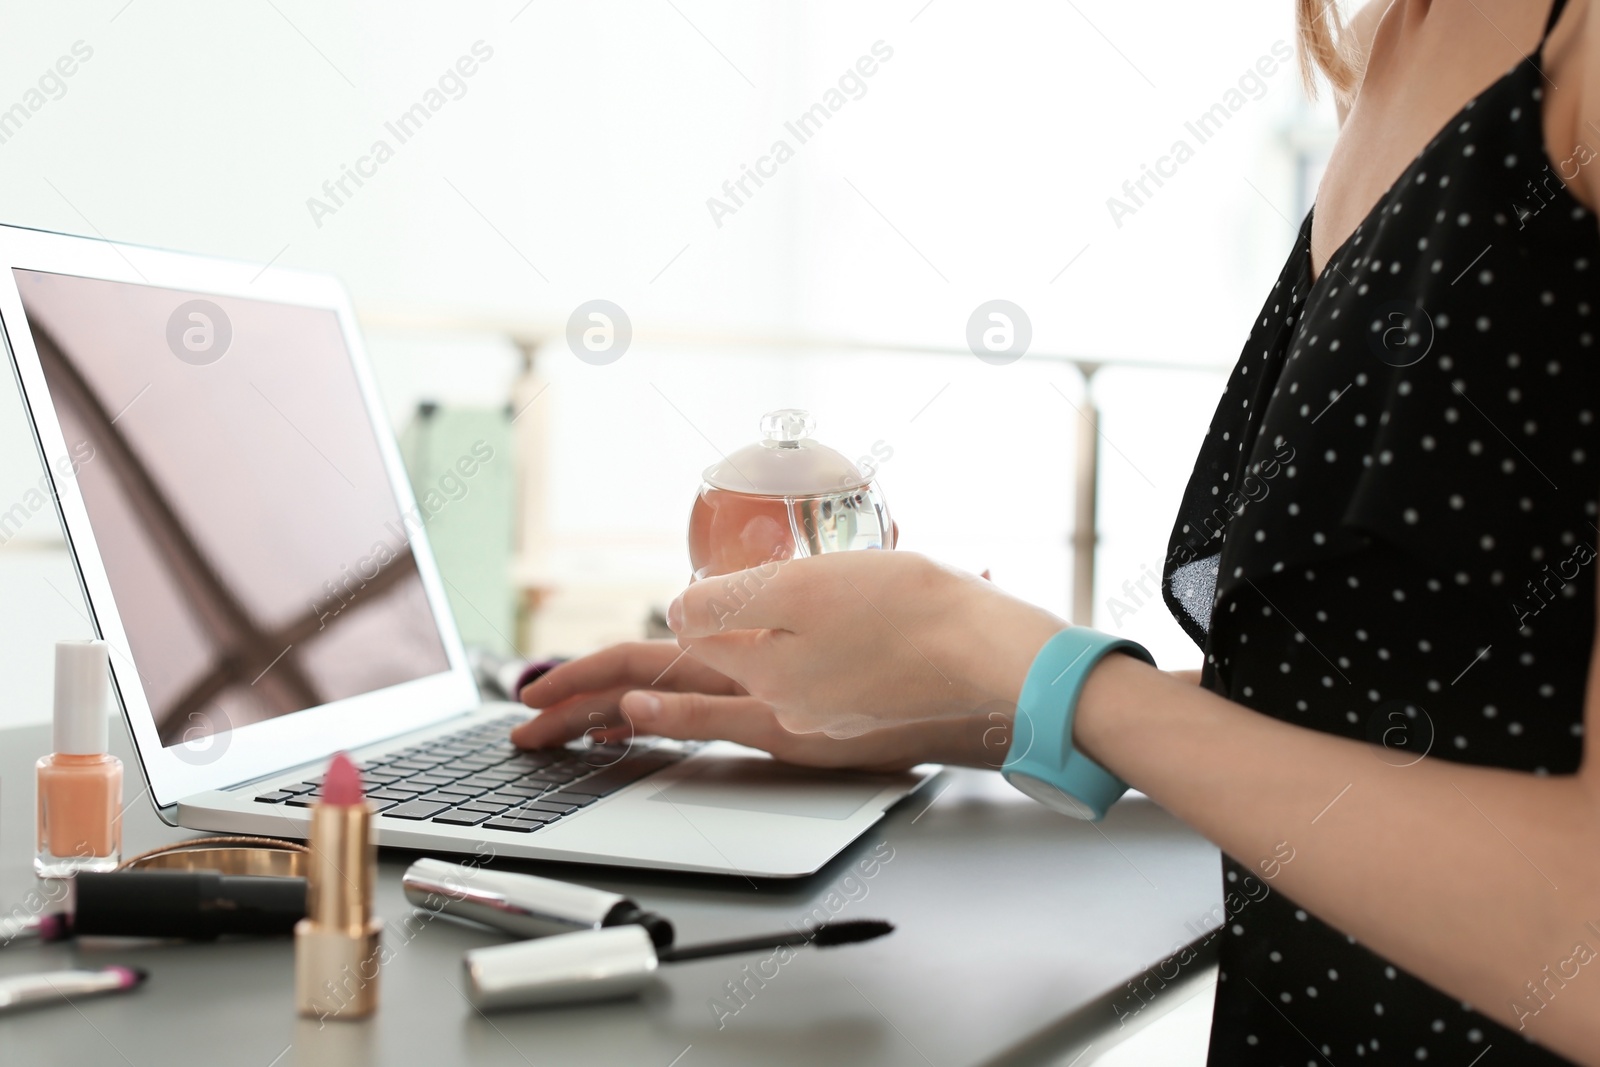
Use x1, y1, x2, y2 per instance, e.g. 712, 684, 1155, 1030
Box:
152, 798, 181, 827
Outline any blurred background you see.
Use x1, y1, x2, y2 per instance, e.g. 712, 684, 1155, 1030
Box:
0, 0, 1337, 731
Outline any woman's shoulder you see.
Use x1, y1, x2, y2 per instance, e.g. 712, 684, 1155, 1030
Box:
1542, 0, 1599, 210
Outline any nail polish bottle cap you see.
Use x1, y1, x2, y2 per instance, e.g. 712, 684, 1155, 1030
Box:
54, 640, 110, 755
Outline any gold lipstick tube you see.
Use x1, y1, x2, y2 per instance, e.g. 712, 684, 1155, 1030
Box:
294, 796, 384, 1019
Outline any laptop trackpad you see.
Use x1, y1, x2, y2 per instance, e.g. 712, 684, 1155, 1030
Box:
648, 757, 897, 820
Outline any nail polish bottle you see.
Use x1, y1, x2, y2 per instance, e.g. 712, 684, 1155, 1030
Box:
35, 640, 122, 877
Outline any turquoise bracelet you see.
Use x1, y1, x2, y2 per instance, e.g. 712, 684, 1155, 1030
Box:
1000, 628, 1155, 820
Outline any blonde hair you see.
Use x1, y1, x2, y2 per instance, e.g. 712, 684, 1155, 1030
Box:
1297, 0, 1364, 104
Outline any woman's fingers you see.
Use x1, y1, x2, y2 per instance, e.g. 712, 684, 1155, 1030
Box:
617, 691, 777, 746
519, 641, 739, 709
669, 561, 803, 638
511, 686, 633, 748
525, 690, 781, 755
610, 690, 923, 771
673, 631, 793, 697
522, 684, 964, 772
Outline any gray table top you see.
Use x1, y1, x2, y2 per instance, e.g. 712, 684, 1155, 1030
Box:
0, 719, 1221, 1067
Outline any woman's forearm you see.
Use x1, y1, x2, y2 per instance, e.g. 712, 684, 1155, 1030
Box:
1074, 653, 1600, 1060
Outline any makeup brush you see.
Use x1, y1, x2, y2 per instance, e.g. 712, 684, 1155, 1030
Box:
0, 912, 72, 947
0, 965, 147, 1015
465, 918, 896, 1010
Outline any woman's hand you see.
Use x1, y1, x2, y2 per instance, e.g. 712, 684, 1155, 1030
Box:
667, 551, 1065, 737
512, 639, 1014, 771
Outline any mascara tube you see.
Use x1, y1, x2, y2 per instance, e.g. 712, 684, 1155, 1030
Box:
402, 858, 674, 947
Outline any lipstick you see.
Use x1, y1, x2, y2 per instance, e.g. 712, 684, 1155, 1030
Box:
294, 752, 384, 1020
75, 870, 306, 939
0, 966, 147, 1015
2, 872, 305, 947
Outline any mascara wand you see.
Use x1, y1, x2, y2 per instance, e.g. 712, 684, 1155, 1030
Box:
465, 918, 896, 1010
656, 919, 894, 963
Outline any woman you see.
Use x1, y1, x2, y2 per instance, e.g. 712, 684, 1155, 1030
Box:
515, 0, 1600, 1061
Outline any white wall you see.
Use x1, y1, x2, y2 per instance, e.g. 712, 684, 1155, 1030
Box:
0, 0, 1335, 728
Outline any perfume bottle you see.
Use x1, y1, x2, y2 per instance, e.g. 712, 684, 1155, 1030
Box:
687, 409, 895, 579
36, 640, 122, 877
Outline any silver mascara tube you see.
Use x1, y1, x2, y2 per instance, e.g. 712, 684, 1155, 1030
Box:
401, 858, 674, 947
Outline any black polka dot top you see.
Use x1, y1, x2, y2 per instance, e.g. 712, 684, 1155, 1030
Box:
1161, 1, 1588, 1062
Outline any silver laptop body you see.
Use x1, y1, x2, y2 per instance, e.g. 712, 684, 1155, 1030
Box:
0, 222, 932, 878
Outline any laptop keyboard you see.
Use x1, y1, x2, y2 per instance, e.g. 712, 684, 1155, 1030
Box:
252, 713, 685, 834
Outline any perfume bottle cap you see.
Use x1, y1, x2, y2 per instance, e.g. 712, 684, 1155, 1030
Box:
53, 640, 110, 755
701, 409, 869, 497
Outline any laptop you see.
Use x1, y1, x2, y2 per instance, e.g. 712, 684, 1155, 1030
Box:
0, 223, 935, 878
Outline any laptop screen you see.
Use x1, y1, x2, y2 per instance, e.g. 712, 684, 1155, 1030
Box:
14, 268, 453, 748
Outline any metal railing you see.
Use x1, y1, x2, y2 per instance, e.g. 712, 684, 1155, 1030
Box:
361, 308, 1231, 625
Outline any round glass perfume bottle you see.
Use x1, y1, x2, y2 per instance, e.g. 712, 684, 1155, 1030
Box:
687, 409, 895, 579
